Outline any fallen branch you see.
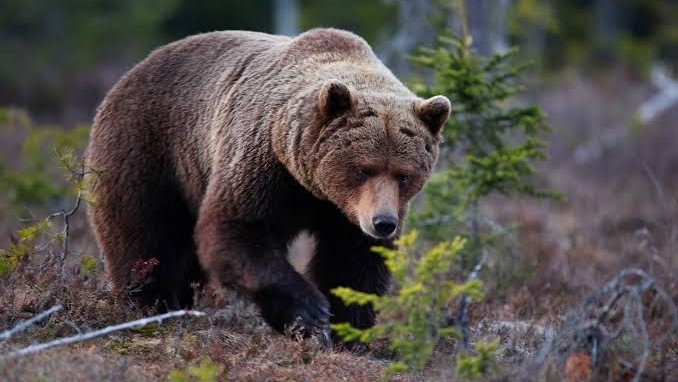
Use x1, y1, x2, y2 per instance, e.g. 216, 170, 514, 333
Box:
1, 310, 206, 360
591, 270, 654, 330
537, 267, 678, 381
0, 305, 62, 342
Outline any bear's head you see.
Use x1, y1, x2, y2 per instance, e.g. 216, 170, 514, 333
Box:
278, 80, 450, 240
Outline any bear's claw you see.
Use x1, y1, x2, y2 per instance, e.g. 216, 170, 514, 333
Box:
254, 283, 331, 337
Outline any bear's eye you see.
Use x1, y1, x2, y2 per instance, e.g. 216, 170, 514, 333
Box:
356, 169, 371, 182
397, 175, 409, 186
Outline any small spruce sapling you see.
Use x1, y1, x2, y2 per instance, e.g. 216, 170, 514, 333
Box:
332, 231, 482, 377
456, 339, 500, 379
408, 32, 557, 263
405, 29, 557, 378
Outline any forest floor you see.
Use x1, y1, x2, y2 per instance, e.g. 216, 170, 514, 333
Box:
0, 71, 676, 381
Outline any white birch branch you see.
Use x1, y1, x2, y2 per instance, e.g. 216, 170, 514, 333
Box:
0, 305, 63, 342
639, 64, 678, 124
1, 310, 205, 360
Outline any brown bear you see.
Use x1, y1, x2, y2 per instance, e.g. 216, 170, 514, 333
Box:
85, 28, 450, 337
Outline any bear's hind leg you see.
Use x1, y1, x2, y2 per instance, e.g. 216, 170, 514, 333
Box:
89, 174, 202, 310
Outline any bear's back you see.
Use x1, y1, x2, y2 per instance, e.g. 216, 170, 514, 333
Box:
91, 31, 292, 166
286, 28, 374, 58
98, 30, 291, 110
94, 29, 377, 127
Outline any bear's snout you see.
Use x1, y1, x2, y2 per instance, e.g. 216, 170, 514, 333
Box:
372, 214, 398, 237
353, 174, 400, 239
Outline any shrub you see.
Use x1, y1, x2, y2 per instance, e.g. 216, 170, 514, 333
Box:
0, 107, 89, 210
168, 358, 221, 382
332, 231, 482, 377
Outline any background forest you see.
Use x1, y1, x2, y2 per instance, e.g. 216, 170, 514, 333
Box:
1, 1, 677, 381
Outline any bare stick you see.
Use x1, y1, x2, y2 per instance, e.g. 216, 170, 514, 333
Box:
627, 290, 649, 382
530, 325, 555, 368
15, 190, 83, 274
456, 201, 485, 348
1, 310, 206, 360
454, 212, 507, 348
594, 269, 654, 328
0, 305, 63, 342
456, 253, 485, 348
60, 191, 81, 271
641, 162, 677, 277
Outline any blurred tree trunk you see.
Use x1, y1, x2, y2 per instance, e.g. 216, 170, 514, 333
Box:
493, 0, 511, 53
595, 0, 619, 60
378, 0, 440, 77
523, 0, 548, 65
274, 0, 298, 36
466, 0, 511, 54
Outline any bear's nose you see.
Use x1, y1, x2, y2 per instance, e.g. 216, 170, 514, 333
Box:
372, 215, 398, 237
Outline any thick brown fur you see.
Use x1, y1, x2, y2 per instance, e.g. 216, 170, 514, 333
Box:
85, 28, 450, 336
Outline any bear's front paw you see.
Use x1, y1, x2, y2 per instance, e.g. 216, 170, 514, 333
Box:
254, 284, 331, 340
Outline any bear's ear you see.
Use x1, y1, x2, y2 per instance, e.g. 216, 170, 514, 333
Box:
319, 80, 354, 119
415, 95, 451, 136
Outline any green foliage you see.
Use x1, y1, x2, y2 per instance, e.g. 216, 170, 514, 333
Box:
0, 220, 52, 276
408, 32, 557, 246
332, 231, 482, 377
80, 256, 99, 277
168, 358, 221, 382
457, 339, 500, 380
410, 32, 551, 206
0, 107, 90, 209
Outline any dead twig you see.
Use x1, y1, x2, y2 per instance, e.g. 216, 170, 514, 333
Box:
449, 210, 517, 349
454, 210, 513, 348
641, 162, 677, 278
0, 305, 62, 342
16, 190, 84, 275
15, 156, 89, 275
1, 310, 206, 360
592, 269, 655, 330
45, 190, 83, 274
456, 253, 485, 348
538, 268, 678, 380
